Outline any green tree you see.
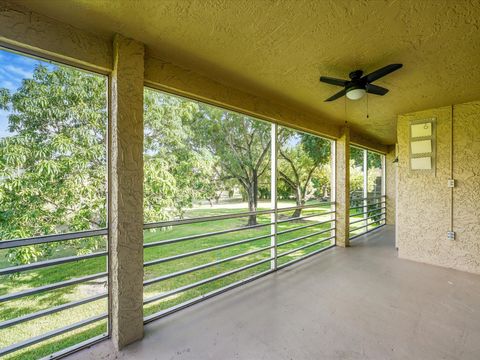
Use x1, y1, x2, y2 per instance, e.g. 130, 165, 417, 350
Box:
192, 106, 271, 226
143, 89, 216, 222
350, 146, 382, 168
349, 147, 383, 201
0, 65, 107, 264
278, 129, 331, 217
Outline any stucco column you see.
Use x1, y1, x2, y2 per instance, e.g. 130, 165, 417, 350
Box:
385, 145, 396, 225
335, 127, 350, 247
109, 34, 145, 349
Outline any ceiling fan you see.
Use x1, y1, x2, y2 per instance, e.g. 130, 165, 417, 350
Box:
319, 64, 403, 102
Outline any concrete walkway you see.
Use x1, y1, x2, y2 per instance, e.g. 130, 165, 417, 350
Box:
70, 226, 480, 359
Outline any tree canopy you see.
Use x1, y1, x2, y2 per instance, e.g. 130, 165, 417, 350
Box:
350, 146, 382, 169
143, 89, 216, 222
278, 128, 331, 217
191, 105, 271, 225
0, 65, 107, 264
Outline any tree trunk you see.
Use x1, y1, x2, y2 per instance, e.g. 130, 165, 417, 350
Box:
247, 197, 257, 225
291, 186, 304, 218
253, 169, 258, 209
247, 172, 258, 226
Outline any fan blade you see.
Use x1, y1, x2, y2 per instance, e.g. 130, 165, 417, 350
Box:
366, 84, 389, 96
320, 76, 349, 87
364, 64, 403, 83
325, 88, 347, 102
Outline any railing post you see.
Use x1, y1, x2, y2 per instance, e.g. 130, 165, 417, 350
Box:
335, 126, 350, 247
109, 34, 145, 349
330, 141, 336, 241
385, 145, 396, 226
270, 123, 278, 269
363, 149, 368, 227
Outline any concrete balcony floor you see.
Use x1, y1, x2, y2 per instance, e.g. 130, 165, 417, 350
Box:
71, 226, 480, 360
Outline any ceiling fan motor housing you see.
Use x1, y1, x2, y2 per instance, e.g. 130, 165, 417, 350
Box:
349, 70, 363, 80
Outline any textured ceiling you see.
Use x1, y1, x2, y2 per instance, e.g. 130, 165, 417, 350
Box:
17, 0, 480, 144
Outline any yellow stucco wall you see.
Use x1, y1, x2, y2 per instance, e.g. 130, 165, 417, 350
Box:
397, 101, 480, 274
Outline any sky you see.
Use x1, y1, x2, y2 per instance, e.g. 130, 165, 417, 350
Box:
0, 48, 54, 138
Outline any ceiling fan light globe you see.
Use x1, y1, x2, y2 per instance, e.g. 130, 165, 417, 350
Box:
346, 88, 366, 100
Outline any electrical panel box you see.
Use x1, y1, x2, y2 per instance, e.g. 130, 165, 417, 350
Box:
447, 231, 455, 240
447, 179, 455, 188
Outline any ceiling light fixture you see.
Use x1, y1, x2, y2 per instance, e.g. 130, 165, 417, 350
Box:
346, 86, 366, 100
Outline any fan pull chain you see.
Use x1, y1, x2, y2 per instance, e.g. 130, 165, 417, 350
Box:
366, 91, 369, 119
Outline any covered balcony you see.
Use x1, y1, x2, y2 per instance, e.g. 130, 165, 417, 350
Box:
0, 1, 479, 359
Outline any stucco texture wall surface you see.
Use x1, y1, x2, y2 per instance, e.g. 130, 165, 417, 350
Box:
397, 101, 480, 274
335, 128, 350, 247
110, 35, 145, 348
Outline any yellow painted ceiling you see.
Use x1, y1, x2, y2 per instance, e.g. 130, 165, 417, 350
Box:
17, 0, 480, 144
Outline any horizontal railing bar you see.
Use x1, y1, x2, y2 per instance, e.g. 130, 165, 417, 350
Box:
144, 232, 272, 267
349, 220, 385, 234
350, 195, 385, 201
144, 269, 274, 324
276, 202, 334, 213
143, 203, 335, 230
276, 219, 334, 236
144, 209, 275, 229
0, 228, 108, 250
42, 334, 109, 360
350, 216, 386, 231
277, 227, 334, 247
349, 204, 385, 213
0, 313, 108, 357
0, 293, 107, 329
144, 257, 273, 305
349, 201, 386, 211
144, 221, 273, 248
0, 251, 108, 276
350, 223, 386, 240
349, 212, 386, 225
277, 210, 335, 224
349, 207, 385, 217
349, 218, 386, 233
0, 272, 107, 303
277, 236, 335, 258
144, 244, 274, 286
277, 244, 336, 270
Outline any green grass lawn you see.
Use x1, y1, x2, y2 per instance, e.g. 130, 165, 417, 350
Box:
0, 203, 335, 359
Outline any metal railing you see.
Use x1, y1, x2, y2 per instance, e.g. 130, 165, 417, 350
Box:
349, 195, 386, 239
0, 229, 109, 358
142, 202, 336, 323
